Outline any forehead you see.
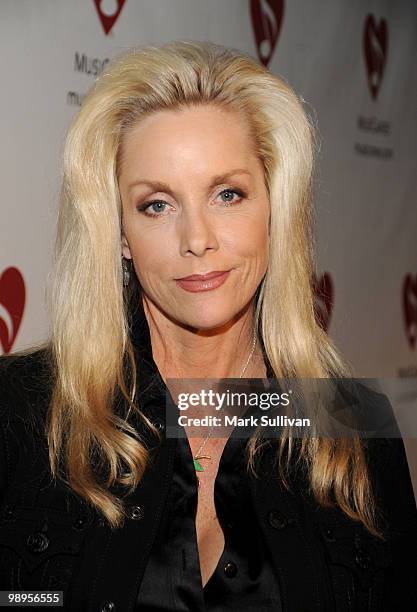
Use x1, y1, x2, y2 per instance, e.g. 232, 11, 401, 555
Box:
118, 104, 256, 180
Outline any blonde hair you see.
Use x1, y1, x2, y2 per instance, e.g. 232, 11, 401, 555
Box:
42, 40, 382, 536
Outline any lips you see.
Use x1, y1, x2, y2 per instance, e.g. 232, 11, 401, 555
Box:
175, 270, 231, 293
177, 270, 228, 281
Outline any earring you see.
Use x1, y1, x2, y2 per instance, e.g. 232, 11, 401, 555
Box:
122, 257, 131, 287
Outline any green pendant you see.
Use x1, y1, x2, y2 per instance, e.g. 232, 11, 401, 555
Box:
194, 459, 204, 472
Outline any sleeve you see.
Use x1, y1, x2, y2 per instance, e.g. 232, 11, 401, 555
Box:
0, 419, 7, 501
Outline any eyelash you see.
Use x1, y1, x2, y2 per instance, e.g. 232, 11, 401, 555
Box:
136, 188, 246, 218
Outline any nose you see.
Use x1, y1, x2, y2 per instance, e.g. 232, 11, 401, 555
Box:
178, 207, 219, 257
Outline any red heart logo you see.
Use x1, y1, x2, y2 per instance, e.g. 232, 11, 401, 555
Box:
363, 14, 388, 100
313, 272, 334, 332
0, 267, 26, 354
93, 0, 126, 35
250, 0, 284, 67
402, 274, 417, 350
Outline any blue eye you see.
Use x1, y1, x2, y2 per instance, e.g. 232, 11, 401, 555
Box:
219, 188, 244, 205
136, 187, 245, 218
137, 201, 168, 216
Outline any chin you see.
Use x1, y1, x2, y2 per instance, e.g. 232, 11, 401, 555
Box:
177, 306, 238, 334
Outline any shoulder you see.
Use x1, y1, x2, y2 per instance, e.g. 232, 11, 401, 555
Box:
334, 378, 401, 438
0, 346, 53, 424
0, 347, 53, 472
0, 347, 54, 493
347, 382, 416, 516
366, 436, 417, 524
350, 382, 413, 491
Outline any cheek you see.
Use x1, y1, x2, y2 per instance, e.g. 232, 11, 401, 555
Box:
226, 215, 269, 261
127, 232, 176, 283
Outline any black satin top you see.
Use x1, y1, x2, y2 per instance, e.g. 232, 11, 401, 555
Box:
128, 283, 283, 610
135, 417, 282, 611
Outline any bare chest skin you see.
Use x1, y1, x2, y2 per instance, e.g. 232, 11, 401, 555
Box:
187, 437, 227, 588
186, 357, 267, 588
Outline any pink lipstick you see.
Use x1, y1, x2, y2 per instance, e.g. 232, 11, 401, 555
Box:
175, 270, 231, 293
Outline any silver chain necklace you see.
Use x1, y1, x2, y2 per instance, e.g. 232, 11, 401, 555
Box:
192, 326, 257, 478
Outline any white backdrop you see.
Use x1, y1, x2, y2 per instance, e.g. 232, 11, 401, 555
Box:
1, 1, 416, 490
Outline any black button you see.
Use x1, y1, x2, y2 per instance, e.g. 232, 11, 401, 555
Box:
100, 602, 116, 612
3, 505, 14, 520
26, 532, 50, 553
324, 527, 335, 542
268, 509, 288, 529
355, 548, 371, 570
224, 561, 238, 578
226, 519, 235, 529
155, 421, 165, 432
73, 515, 88, 531
128, 505, 145, 520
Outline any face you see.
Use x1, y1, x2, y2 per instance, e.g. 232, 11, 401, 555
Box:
118, 104, 270, 332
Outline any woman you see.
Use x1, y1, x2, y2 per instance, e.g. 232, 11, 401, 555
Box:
0, 40, 416, 611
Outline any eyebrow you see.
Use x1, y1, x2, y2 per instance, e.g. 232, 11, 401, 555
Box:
127, 169, 252, 195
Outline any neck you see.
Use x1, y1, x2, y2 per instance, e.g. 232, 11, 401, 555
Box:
142, 295, 266, 380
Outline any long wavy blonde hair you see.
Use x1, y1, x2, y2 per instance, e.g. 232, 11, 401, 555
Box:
42, 40, 383, 536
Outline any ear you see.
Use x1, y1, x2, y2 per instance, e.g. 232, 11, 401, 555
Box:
121, 233, 132, 259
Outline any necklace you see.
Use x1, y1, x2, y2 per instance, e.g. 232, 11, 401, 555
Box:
192, 326, 257, 481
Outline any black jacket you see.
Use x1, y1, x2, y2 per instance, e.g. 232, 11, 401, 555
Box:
1, 309, 416, 611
